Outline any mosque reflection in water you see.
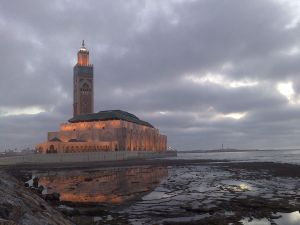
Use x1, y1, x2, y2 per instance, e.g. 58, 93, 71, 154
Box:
35, 166, 168, 204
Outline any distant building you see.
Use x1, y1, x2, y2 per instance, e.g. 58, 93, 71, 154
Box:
36, 42, 167, 153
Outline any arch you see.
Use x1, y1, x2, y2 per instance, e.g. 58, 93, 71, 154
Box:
38, 147, 43, 153
80, 81, 91, 93
49, 145, 55, 153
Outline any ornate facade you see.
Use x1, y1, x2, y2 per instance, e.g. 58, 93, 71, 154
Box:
36, 42, 167, 153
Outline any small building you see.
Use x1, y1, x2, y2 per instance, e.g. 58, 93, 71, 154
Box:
36, 42, 167, 153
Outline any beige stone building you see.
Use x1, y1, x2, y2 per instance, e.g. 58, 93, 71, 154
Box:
36, 42, 167, 153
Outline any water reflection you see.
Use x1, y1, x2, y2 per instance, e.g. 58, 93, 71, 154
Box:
275, 211, 300, 225
35, 166, 168, 204
241, 211, 300, 225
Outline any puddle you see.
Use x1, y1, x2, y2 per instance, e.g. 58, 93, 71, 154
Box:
219, 180, 254, 192
241, 211, 300, 225
142, 190, 172, 201
23, 163, 300, 225
274, 211, 300, 225
28, 166, 168, 204
240, 218, 270, 225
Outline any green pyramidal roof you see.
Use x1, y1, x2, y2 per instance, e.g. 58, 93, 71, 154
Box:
68, 110, 154, 128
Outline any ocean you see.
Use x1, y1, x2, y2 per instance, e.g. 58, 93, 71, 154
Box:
176, 149, 300, 164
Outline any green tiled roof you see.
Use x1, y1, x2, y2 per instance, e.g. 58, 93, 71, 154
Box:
68, 110, 154, 128
50, 137, 62, 142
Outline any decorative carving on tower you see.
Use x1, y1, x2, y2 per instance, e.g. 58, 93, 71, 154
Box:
73, 40, 94, 116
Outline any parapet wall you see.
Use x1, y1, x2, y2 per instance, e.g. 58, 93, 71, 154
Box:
0, 151, 177, 166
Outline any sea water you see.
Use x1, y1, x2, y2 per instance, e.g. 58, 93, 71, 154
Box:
176, 149, 300, 164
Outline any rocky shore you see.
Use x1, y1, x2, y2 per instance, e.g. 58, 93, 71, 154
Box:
0, 170, 73, 225
1, 159, 300, 225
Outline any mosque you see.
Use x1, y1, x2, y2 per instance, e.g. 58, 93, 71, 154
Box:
36, 42, 167, 153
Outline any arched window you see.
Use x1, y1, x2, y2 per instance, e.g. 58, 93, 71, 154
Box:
80, 83, 90, 94
49, 145, 55, 153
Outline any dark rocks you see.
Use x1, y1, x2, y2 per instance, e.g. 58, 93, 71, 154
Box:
32, 177, 39, 188
7, 161, 300, 225
39, 203, 46, 210
52, 192, 60, 201
269, 214, 282, 219
0, 218, 17, 225
79, 207, 106, 217
181, 205, 221, 215
0, 206, 10, 219
84, 177, 93, 182
37, 185, 44, 194
44, 192, 60, 202
0, 171, 73, 225
59, 208, 80, 217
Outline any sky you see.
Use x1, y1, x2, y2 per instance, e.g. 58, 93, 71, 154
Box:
2, 0, 300, 151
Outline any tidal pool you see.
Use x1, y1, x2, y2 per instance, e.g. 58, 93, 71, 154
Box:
34, 166, 168, 204
27, 163, 300, 225
241, 211, 300, 225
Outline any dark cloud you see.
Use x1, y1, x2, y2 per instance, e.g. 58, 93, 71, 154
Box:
1, 0, 300, 150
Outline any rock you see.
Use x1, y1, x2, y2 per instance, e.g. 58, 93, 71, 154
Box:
84, 177, 93, 182
24, 183, 29, 188
0, 171, 73, 225
52, 192, 60, 201
0, 218, 17, 225
37, 185, 44, 194
180, 205, 220, 215
32, 177, 39, 188
39, 203, 46, 210
269, 214, 281, 219
30, 186, 36, 191
44, 192, 60, 202
0, 206, 10, 219
59, 207, 80, 217
107, 215, 113, 221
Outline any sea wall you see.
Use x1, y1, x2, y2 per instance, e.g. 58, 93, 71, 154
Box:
0, 151, 177, 166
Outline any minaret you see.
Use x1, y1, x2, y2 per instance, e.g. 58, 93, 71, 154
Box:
73, 40, 94, 116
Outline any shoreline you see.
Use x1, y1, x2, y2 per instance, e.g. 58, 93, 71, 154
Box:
4, 158, 220, 172
0, 151, 177, 166
6, 157, 300, 177
2, 159, 300, 224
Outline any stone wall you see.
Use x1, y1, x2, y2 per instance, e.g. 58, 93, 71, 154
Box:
0, 151, 177, 166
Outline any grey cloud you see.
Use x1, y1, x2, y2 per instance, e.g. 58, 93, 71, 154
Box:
1, 0, 300, 150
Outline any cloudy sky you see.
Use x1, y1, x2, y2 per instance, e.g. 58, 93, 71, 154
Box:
2, 0, 300, 150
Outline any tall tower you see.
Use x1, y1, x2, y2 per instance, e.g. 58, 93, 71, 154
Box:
73, 40, 94, 116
